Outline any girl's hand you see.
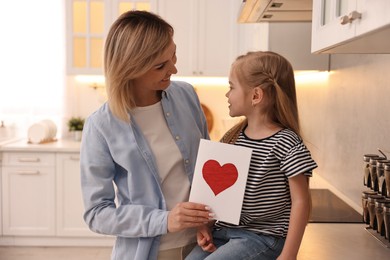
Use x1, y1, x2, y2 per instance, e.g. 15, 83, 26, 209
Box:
167, 202, 211, 233
197, 225, 216, 252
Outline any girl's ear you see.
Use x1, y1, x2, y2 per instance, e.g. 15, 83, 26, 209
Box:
252, 86, 263, 106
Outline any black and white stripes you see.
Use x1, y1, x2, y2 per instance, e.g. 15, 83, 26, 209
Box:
215, 128, 317, 238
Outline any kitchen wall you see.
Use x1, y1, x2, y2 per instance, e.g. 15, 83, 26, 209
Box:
297, 54, 390, 209
67, 54, 390, 211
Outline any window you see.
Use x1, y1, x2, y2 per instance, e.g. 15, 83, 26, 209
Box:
0, 0, 65, 137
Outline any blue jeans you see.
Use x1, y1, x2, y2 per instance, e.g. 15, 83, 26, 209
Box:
185, 227, 285, 260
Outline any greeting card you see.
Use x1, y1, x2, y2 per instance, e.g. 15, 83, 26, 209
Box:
189, 139, 252, 225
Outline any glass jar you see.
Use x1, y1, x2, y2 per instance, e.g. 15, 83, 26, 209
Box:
385, 164, 390, 198
367, 194, 384, 229
369, 157, 386, 192
377, 160, 390, 196
383, 205, 390, 240
375, 199, 390, 235
364, 154, 379, 187
362, 190, 378, 224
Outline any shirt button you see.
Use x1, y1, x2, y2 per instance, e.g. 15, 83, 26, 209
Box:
175, 135, 180, 140
185, 159, 189, 164
166, 112, 170, 117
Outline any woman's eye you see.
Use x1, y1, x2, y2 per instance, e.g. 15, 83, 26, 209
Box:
156, 64, 165, 70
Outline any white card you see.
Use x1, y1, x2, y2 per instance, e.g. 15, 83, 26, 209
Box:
189, 139, 252, 225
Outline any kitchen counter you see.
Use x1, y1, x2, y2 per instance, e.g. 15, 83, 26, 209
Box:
0, 138, 81, 152
0, 223, 388, 259
0, 137, 23, 147
299, 223, 389, 259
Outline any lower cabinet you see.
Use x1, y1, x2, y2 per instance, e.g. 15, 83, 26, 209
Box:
56, 153, 99, 237
1, 150, 113, 245
1, 152, 56, 236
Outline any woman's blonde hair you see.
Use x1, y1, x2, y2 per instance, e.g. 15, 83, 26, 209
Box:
221, 51, 300, 144
104, 10, 174, 122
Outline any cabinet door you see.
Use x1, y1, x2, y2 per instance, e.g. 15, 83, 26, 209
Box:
311, 0, 357, 53
67, 0, 107, 74
67, 0, 156, 75
197, 0, 239, 77
56, 153, 99, 237
355, 0, 390, 36
0, 154, 2, 236
2, 165, 55, 236
158, 0, 239, 77
158, 0, 198, 76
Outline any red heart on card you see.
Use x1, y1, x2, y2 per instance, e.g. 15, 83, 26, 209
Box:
202, 159, 238, 196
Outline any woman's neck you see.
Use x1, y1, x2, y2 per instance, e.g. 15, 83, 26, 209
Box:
134, 90, 162, 107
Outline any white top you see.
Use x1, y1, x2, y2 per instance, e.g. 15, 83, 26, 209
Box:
131, 101, 195, 250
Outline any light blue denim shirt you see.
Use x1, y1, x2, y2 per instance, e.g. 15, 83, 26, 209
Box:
80, 81, 209, 260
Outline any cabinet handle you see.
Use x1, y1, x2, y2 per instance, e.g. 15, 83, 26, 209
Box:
18, 157, 41, 162
340, 15, 350, 25
70, 156, 80, 160
340, 11, 362, 25
348, 11, 362, 22
16, 170, 40, 175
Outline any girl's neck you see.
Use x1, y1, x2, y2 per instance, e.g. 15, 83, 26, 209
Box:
244, 115, 282, 140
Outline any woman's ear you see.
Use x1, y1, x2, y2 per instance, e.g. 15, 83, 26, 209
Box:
252, 86, 263, 106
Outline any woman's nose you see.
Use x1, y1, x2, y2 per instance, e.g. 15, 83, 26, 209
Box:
169, 62, 178, 75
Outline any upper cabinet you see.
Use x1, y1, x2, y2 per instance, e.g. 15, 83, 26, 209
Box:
66, 0, 157, 75
157, 0, 239, 77
238, 0, 312, 23
312, 0, 390, 53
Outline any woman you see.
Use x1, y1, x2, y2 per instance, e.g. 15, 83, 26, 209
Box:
80, 10, 212, 260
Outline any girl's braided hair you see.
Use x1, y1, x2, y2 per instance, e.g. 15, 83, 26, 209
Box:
221, 51, 300, 145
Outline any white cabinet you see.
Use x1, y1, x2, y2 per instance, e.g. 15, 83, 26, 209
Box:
1, 152, 56, 236
66, 0, 156, 74
56, 153, 98, 237
312, 0, 390, 53
238, 22, 329, 71
0, 153, 2, 236
158, 0, 239, 77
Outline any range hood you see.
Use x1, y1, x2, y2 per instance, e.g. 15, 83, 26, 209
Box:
238, 0, 312, 23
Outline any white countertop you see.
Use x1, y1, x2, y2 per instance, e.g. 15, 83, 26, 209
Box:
0, 138, 81, 152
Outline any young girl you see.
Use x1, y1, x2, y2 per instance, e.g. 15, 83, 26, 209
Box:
186, 51, 317, 260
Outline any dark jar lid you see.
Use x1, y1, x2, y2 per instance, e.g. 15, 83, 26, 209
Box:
370, 157, 386, 165
364, 154, 379, 162
367, 195, 384, 202
375, 199, 390, 207
377, 159, 390, 167
362, 190, 378, 198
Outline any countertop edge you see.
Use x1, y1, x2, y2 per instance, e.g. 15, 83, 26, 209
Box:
0, 138, 81, 152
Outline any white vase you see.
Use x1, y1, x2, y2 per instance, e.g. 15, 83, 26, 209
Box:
73, 130, 82, 141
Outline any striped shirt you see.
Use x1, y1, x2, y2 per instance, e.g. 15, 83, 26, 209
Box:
215, 128, 317, 237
